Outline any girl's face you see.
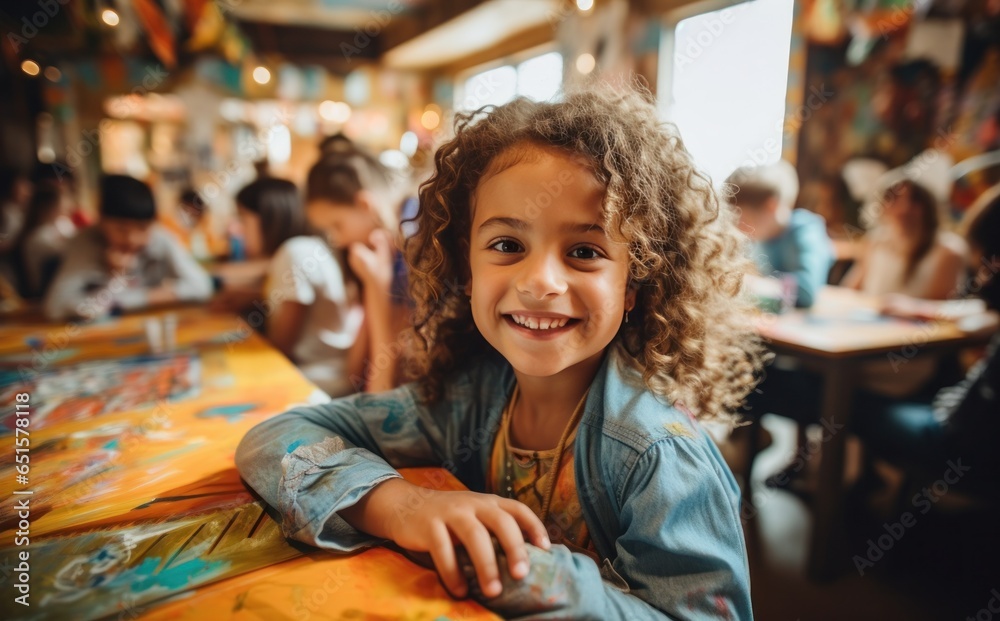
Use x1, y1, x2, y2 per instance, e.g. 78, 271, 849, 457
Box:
235, 206, 265, 258
467, 147, 635, 380
306, 197, 379, 249
882, 184, 922, 235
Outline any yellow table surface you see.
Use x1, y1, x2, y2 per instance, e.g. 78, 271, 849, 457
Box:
0, 308, 495, 620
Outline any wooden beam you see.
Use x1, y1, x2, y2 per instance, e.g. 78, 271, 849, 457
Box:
381, 0, 488, 52
439, 22, 555, 75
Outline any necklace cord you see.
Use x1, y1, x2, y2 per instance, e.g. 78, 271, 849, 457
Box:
502, 384, 591, 524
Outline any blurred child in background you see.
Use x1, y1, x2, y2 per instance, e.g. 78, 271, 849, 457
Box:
44, 175, 213, 321
33, 161, 90, 228
230, 177, 366, 399
16, 184, 77, 298
727, 160, 834, 308
842, 174, 967, 299
844, 174, 970, 399
854, 183, 1000, 481
0, 167, 31, 256
305, 150, 409, 392
162, 188, 228, 261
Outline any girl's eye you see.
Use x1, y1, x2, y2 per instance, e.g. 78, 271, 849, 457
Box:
490, 239, 523, 254
569, 246, 601, 260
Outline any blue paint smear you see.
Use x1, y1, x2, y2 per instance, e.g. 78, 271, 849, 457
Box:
196, 403, 258, 423
127, 557, 228, 593
381, 409, 404, 434
287, 439, 306, 453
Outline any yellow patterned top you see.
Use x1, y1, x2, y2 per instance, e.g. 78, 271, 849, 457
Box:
488, 397, 599, 561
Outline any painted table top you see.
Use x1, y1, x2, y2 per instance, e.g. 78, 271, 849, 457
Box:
0, 307, 496, 620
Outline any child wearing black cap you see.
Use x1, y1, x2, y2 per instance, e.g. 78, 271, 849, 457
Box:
44, 175, 213, 321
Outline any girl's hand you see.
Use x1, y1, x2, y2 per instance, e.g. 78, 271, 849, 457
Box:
348, 229, 394, 289
879, 293, 935, 321
390, 488, 550, 599
342, 479, 550, 599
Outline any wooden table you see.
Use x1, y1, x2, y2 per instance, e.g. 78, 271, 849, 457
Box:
0, 308, 496, 620
755, 286, 995, 581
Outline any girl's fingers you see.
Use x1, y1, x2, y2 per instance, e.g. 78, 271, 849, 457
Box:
478, 509, 530, 580
428, 522, 467, 598
449, 516, 502, 598
499, 498, 551, 550
370, 228, 390, 249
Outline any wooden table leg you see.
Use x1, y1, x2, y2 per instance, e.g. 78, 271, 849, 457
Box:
808, 359, 855, 581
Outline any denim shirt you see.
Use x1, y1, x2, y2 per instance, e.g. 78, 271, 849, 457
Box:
236, 345, 752, 620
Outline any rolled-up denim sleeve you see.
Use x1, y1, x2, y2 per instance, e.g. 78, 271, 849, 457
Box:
479, 437, 752, 620
235, 384, 446, 552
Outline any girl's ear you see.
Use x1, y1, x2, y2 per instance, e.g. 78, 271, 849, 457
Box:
625, 284, 637, 311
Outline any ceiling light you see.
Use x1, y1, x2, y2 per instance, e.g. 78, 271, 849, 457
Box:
21, 60, 40, 76
253, 66, 271, 85
102, 9, 120, 26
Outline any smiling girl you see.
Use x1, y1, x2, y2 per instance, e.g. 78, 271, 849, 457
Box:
237, 85, 763, 619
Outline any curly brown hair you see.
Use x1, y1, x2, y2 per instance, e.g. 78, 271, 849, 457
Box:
404, 84, 765, 423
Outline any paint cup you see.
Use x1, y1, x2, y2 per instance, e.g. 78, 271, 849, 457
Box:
144, 317, 164, 354
163, 313, 178, 352
780, 274, 797, 314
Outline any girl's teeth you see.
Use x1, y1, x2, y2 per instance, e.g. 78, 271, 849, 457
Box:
512, 315, 569, 330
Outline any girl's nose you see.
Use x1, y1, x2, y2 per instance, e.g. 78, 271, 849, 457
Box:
516, 251, 568, 299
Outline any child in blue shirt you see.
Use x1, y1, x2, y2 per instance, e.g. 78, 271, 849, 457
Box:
727, 161, 833, 308
237, 86, 764, 619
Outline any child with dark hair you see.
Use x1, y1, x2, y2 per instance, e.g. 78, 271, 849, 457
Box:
43, 175, 213, 321
238, 85, 763, 619
15, 184, 76, 298
0, 167, 32, 256
305, 151, 409, 392
318, 132, 356, 157
32, 160, 90, 229
229, 177, 366, 398
161, 188, 227, 260
841, 172, 970, 399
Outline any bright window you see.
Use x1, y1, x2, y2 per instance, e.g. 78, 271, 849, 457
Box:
457, 51, 563, 112
662, 0, 795, 185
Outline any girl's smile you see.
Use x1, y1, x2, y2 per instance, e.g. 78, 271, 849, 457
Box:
467, 145, 635, 380
503, 311, 581, 339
